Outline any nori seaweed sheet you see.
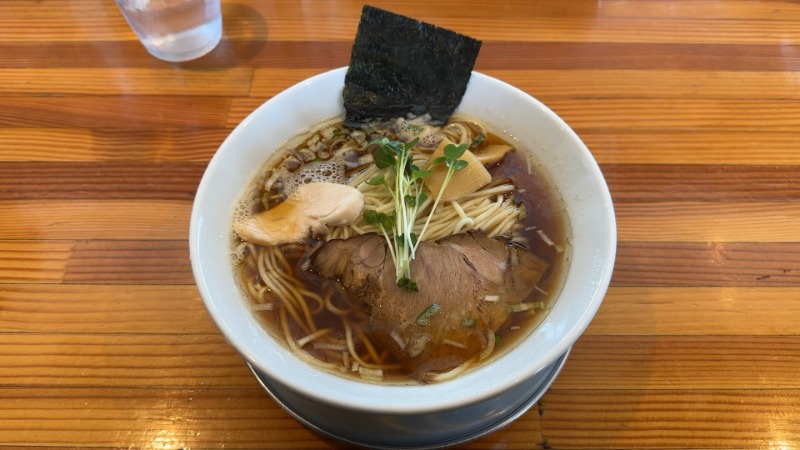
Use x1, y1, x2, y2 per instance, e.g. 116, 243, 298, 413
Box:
343, 5, 482, 126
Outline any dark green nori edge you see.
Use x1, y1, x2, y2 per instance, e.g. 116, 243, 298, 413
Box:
343, 5, 482, 127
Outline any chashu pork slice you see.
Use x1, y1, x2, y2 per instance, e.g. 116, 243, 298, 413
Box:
309, 230, 549, 380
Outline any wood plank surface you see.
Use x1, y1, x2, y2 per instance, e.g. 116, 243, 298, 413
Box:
1, 0, 798, 449
0, 128, 228, 162
0, 333, 253, 388
615, 202, 800, 242
2, 42, 799, 71
590, 286, 800, 335
0, 68, 253, 96
613, 242, 800, 287
4, 1, 800, 44
559, 335, 800, 389
0, 240, 190, 284
0, 96, 231, 128
0, 162, 204, 200
0, 387, 340, 449
585, 131, 800, 165
539, 389, 800, 449
0, 200, 191, 240
0, 284, 209, 333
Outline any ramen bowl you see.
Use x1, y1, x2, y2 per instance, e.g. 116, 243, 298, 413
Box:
190, 67, 615, 448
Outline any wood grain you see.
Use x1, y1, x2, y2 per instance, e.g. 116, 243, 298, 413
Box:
0, 200, 191, 240
62, 239, 193, 284
584, 130, 800, 165
539, 389, 800, 449
0, 387, 343, 449
0, 284, 210, 333
0, 240, 191, 284
0, 128, 228, 162
0, 68, 253, 96
4, 1, 800, 44
612, 242, 800, 287
549, 98, 800, 131
615, 202, 800, 242
485, 69, 800, 100
0, 333, 252, 388
3, 42, 800, 72
0, 96, 231, 128
5, 0, 800, 24
590, 286, 800, 335
0, 162, 204, 200
478, 42, 800, 71
557, 335, 800, 389
604, 165, 800, 202
277, 18, 800, 45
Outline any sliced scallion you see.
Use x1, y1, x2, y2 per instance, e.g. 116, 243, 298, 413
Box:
416, 303, 441, 325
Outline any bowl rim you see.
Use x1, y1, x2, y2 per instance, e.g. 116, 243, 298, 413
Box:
190, 67, 616, 414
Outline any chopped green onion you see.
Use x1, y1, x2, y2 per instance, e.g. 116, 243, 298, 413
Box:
416, 303, 441, 325
461, 318, 477, 328
470, 133, 486, 148
397, 277, 419, 292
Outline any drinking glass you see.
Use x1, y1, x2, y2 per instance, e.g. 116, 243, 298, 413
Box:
115, 0, 223, 62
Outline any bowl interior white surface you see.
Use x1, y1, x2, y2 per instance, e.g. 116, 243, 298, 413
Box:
190, 67, 615, 414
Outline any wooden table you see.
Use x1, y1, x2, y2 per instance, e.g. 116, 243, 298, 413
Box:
2, 1, 799, 448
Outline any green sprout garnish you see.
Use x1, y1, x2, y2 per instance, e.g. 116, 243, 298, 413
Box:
362, 137, 468, 291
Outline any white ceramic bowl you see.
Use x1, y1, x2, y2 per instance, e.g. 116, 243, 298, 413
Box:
190, 67, 616, 447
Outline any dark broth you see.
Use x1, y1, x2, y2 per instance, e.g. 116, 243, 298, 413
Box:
234, 120, 569, 384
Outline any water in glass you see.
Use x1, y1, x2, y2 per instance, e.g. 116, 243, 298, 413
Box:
116, 0, 222, 62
